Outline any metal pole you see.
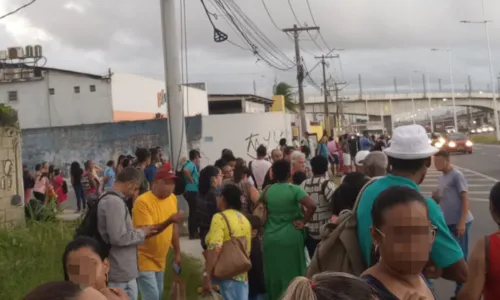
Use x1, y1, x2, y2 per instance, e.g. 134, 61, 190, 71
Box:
410, 75, 416, 124
394, 77, 398, 93
389, 98, 394, 132
448, 51, 458, 131
283, 25, 320, 139
468, 75, 472, 128
321, 56, 330, 135
426, 73, 434, 131
482, 2, 500, 140
422, 73, 427, 98
438, 78, 442, 91
160, 0, 186, 169
358, 74, 363, 100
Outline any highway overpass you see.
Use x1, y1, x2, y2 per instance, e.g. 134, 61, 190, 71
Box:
305, 92, 498, 117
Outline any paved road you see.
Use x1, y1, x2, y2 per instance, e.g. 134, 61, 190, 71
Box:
423, 145, 499, 300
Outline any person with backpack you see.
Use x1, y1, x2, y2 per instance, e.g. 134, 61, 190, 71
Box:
300, 155, 336, 258
357, 125, 467, 284
263, 159, 316, 300
95, 167, 157, 300
249, 145, 271, 190
457, 182, 500, 300
183, 149, 201, 240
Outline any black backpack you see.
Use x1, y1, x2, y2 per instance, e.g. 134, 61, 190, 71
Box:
74, 191, 124, 257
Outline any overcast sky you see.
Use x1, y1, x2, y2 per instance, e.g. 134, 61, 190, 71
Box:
1, 0, 500, 98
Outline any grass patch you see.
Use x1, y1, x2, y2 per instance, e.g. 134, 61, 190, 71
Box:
0, 221, 203, 300
471, 135, 500, 144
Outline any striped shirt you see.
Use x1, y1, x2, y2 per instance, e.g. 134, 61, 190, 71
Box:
300, 176, 336, 239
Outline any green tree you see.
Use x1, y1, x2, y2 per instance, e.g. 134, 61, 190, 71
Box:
274, 82, 297, 112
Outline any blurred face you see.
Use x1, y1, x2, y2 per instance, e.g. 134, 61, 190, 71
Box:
211, 169, 223, 188
228, 160, 236, 169
42, 163, 49, 171
193, 155, 201, 165
322, 136, 328, 143
433, 156, 449, 172
122, 182, 141, 199
153, 178, 175, 199
271, 150, 283, 162
65, 247, 109, 291
293, 157, 306, 173
78, 287, 107, 300
371, 201, 435, 275
222, 165, 233, 179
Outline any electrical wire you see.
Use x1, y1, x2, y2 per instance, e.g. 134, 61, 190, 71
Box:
260, 0, 281, 32
204, 0, 296, 71
287, 0, 325, 53
305, 0, 331, 51
0, 0, 37, 20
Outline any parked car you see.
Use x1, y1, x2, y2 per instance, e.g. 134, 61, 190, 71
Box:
435, 133, 473, 154
445, 126, 456, 134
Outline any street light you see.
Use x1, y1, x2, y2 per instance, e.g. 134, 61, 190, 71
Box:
431, 48, 457, 131
460, 0, 500, 140
409, 72, 417, 124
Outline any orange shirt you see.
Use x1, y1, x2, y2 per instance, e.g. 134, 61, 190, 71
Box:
132, 191, 178, 272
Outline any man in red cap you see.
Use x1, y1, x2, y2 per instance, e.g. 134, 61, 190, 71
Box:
132, 166, 183, 300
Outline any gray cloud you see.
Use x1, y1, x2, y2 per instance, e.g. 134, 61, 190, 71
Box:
1, 0, 500, 96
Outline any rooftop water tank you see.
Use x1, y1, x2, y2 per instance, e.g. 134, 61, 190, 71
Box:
25, 45, 34, 58
34, 45, 43, 58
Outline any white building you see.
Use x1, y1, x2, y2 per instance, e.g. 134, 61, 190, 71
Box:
0, 65, 208, 129
207, 94, 272, 115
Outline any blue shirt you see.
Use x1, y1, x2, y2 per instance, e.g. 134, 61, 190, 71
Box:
356, 174, 464, 269
144, 164, 157, 183
183, 160, 199, 192
359, 137, 373, 151
104, 167, 116, 188
438, 168, 474, 226
317, 143, 329, 158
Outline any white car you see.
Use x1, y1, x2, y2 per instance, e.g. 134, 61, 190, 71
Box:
445, 126, 456, 134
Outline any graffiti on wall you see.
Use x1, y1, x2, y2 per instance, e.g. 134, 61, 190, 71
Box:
0, 159, 13, 191
244, 129, 285, 159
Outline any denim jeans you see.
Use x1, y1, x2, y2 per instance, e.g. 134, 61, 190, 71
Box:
73, 184, 85, 211
218, 280, 249, 300
448, 222, 472, 295
108, 279, 138, 300
137, 270, 165, 300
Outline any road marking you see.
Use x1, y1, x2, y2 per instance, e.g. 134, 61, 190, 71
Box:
454, 165, 499, 182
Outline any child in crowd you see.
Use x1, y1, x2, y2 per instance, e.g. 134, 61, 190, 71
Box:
247, 215, 266, 300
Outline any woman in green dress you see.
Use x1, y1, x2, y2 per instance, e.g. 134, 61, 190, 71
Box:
263, 159, 317, 300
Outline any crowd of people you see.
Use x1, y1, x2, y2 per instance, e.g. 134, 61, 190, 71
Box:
21, 125, 500, 300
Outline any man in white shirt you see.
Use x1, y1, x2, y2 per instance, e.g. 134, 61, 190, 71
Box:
249, 145, 272, 190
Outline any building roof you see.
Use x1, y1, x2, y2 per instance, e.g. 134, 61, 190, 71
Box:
208, 94, 273, 104
0, 63, 109, 80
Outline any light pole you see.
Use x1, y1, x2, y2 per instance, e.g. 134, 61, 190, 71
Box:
431, 48, 457, 132
461, 1, 500, 140
425, 73, 434, 131
409, 74, 416, 124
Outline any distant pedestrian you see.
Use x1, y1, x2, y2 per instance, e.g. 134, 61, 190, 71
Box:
359, 131, 373, 151
183, 149, 201, 240
249, 145, 272, 190
434, 150, 473, 297
103, 160, 116, 191
70, 161, 85, 212
23, 164, 35, 204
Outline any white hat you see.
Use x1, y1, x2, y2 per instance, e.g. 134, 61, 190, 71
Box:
383, 124, 438, 159
355, 150, 370, 166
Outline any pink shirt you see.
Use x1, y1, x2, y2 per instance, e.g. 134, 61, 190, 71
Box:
53, 175, 67, 203
327, 140, 338, 154
33, 176, 48, 194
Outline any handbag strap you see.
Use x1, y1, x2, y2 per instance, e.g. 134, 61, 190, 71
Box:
352, 177, 378, 213
219, 212, 235, 238
260, 185, 271, 205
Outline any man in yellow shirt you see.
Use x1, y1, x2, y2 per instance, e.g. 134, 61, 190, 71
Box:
133, 167, 182, 300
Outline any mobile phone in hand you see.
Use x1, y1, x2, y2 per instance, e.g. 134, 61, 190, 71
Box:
172, 262, 181, 275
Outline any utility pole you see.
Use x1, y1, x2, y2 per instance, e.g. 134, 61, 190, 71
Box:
160, 0, 186, 170
358, 74, 363, 100
393, 77, 398, 93
253, 80, 257, 95
332, 81, 348, 132
315, 54, 339, 136
283, 25, 320, 139
438, 78, 442, 91
468, 75, 472, 128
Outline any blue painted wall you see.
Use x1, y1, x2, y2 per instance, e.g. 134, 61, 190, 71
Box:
21, 116, 202, 176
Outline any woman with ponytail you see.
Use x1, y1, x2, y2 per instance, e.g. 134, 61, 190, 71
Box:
281, 272, 379, 300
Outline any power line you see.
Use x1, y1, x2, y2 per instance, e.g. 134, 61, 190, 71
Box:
287, 0, 325, 53
0, 0, 37, 20
305, 0, 331, 51
260, 0, 281, 32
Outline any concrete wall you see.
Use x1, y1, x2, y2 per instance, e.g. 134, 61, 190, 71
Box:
199, 112, 292, 166
0, 70, 113, 129
21, 116, 202, 179
244, 101, 266, 113
111, 73, 208, 120
0, 126, 25, 228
